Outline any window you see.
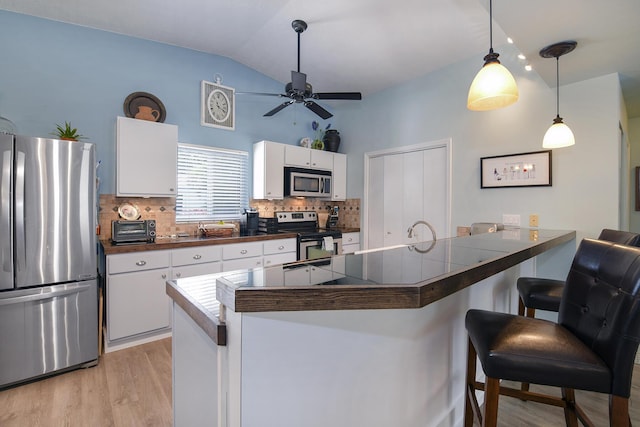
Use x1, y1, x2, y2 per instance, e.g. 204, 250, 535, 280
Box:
176, 143, 249, 223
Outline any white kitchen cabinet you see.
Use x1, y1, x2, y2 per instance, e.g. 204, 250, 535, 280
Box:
253, 140, 284, 200
285, 145, 333, 170
283, 262, 334, 286
107, 251, 171, 342
263, 238, 296, 268
171, 246, 222, 279
332, 153, 347, 201
105, 237, 298, 351
342, 232, 360, 254
222, 241, 264, 271
116, 116, 178, 197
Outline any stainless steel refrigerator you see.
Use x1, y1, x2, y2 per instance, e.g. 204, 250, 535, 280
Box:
0, 134, 98, 388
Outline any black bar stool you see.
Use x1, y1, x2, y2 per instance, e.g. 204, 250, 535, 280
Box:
517, 229, 640, 319
464, 239, 640, 427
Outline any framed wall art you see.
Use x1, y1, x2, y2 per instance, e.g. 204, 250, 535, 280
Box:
480, 150, 552, 188
636, 167, 640, 211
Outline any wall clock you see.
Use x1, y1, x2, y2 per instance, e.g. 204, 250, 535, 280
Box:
201, 80, 235, 130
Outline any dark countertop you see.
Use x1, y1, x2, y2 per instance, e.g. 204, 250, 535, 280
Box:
166, 228, 575, 343
101, 227, 360, 255
101, 232, 299, 255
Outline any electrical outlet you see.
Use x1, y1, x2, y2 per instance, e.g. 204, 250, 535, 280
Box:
529, 214, 539, 227
502, 214, 521, 227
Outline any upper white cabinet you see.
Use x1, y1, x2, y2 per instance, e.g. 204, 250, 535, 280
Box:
285, 145, 333, 170
332, 153, 347, 201
253, 140, 284, 200
117, 116, 178, 197
253, 140, 347, 201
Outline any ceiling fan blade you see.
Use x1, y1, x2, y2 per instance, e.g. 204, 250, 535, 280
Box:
291, 71, 307, 93
264, 100, 294, 117
304, 101, 333, 119
236, 92, 286, 97
314, 92, 362, 100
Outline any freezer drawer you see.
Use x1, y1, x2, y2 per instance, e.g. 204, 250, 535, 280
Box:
0, 280, 98, 388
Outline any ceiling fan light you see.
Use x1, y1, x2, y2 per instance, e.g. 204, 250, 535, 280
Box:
467, 61, 519, 111
542, 118, 575, 148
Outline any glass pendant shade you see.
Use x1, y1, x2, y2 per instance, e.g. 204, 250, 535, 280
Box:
543, 116, 575, 148
467, 61, 519, 111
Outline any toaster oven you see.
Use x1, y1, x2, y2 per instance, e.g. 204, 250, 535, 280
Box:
111, 220, 156, 244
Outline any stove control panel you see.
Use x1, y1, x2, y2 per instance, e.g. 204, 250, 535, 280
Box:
275, 211, 317, 223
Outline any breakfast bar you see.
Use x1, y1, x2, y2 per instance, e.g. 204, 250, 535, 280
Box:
167, 228, 575, 427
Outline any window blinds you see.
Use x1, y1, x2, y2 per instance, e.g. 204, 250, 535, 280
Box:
176, 143, 248, 223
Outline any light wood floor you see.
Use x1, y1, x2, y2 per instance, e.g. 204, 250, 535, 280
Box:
0, 338, 172, 427
0, 338, 638, 426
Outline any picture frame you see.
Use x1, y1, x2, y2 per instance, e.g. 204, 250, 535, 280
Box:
480, 150, 552, 188
635, 167, 640, 211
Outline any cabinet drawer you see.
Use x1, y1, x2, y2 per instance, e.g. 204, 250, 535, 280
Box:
264, 252, 296, 267
108, 250, 170, 274
172, 246, 222, 267
222, 241, 262, 260
172, 262, 222, 279
223, 257, 263, 272
342, 232, 360, 246
263, 238, 296, 255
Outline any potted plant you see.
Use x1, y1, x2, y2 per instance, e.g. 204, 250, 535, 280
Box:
311, 121, 330, 150
52, 122, 86, 141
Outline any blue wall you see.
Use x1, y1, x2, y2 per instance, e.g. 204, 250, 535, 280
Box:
0, 10, 345, 194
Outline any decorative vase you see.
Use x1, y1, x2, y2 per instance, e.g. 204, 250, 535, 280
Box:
323, 129, 341, 152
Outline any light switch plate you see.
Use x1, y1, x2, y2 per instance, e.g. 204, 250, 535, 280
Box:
502, 214, 521, 226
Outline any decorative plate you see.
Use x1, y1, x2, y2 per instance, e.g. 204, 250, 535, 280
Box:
123, 92, 166, 123
300, 137, 312, 148
118, 203, 141, 220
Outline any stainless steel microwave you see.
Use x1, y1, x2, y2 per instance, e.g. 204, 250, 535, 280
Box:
284, 167, 332, 198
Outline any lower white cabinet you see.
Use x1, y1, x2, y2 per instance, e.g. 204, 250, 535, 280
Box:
106, 251, 172, 343
108, 268, 171, 341
342, 232, 361, 254
172, 246, 223, 279
105, 238, 296, 351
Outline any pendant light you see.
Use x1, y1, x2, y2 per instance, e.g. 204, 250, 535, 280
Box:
540, 41, 577, 149
467, 0, 519, 111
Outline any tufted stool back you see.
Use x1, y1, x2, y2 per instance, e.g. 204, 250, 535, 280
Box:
558, 238, 640, 397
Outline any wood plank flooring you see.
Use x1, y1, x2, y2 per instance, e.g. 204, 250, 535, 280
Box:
0, 339, 172, 427
0, 337, 638, 426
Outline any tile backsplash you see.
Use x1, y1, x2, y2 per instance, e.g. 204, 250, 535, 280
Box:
99, 194, 360, 240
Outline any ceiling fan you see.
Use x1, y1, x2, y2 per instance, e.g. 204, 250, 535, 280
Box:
244, 19, 362, 119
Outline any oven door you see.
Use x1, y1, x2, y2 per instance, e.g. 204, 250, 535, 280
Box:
298, 237, 342, 261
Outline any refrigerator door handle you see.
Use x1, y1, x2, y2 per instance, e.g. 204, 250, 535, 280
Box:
0, 283, 93, 306
1, 150, 11, 274
14, 150, 26, 272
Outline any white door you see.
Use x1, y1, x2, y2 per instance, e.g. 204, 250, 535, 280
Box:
364, 139, 451, 250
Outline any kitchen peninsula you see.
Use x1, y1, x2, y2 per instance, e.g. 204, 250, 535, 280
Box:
167, 228, 575, 427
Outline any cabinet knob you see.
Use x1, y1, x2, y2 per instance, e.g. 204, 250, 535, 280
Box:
161, 274, 167, 279
193, 254, 202, 260
176, 273, 181, 277
240, 249, 248, 254
136, 260, 147, 266
278, 245, 284, 250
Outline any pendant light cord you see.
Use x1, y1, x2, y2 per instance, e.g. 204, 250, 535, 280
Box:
489, 0, 493, 53
555, 56, 560, 118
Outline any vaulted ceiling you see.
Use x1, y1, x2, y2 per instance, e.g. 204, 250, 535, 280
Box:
1, 0, 639, 117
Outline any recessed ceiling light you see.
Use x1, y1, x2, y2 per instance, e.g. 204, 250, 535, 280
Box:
518, 54, 526, 60
525, 65, 532, 71
507, 37, 514, 44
